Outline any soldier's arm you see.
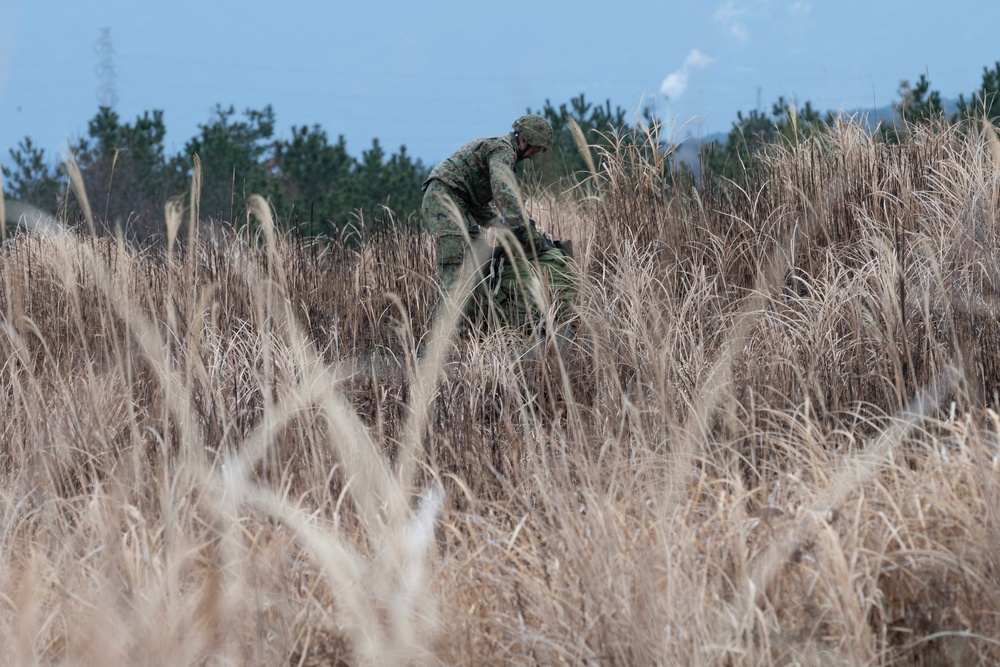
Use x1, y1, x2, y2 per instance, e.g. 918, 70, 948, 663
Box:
487, 153, 528, 231
468, 204, 500, 226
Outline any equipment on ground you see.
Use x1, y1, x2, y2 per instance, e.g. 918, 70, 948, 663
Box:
467, 220, 576, 335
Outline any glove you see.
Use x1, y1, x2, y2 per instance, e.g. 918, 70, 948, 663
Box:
511, 219, 555, 260
511, 223, 532, 251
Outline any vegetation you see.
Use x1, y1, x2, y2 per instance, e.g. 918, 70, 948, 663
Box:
2, 61, 1000, 665
1, 100, 1000, 664
3, 105, 430, 242
703, 61, 1000, 183
700, 97, 834, 186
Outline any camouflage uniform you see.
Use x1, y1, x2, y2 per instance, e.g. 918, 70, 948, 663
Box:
422, 115, 575, 334
421, 133, 528, 292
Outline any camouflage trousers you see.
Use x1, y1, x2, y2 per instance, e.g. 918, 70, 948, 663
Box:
421, 179, 492, 293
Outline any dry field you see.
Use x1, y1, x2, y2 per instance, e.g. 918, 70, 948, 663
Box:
1, 120, 1000, 665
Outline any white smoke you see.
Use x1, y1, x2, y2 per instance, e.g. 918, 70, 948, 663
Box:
660, 49, 714, 100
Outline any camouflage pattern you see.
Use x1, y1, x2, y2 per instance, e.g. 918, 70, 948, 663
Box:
422, 118, 574, 335
487, 244, 576, 330
421, 180, 487, 292
421, 133, 528, 291
512, 114, 554, 151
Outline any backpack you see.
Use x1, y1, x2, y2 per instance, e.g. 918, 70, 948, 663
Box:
474, 225, 577, 331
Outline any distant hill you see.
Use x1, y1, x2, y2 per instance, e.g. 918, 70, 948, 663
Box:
855, 97, 961, 133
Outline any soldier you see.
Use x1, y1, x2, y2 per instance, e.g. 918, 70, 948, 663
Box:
421, 114, 554, 296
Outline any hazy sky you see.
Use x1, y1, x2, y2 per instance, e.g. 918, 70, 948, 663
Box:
1, 0, 997, 169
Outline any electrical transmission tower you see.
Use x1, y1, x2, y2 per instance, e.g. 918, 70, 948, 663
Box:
95, 27, 118, 109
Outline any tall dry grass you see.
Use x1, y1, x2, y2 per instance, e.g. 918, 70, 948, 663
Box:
1, 117, 1000, 665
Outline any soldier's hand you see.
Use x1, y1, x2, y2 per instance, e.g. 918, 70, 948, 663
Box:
507, 220, 554, 261
512, 223, 532, 249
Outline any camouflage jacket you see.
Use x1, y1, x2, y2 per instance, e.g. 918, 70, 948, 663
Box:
423, 133, 526, 230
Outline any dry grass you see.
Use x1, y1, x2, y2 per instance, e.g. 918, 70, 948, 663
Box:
2, 118, 1000, 665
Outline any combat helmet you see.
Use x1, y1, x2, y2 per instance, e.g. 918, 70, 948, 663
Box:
512, 114, 553, 151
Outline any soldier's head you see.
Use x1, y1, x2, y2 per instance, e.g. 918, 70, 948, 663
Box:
512, 114, 553, 161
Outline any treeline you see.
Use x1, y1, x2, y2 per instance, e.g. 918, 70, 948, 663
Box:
525, 62, 1000, 193
3, 105, 430, 241
4, 62, 1000, 242
702, 62, 1000, 185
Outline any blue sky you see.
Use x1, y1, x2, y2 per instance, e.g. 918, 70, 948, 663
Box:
1, 0, 998, 170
